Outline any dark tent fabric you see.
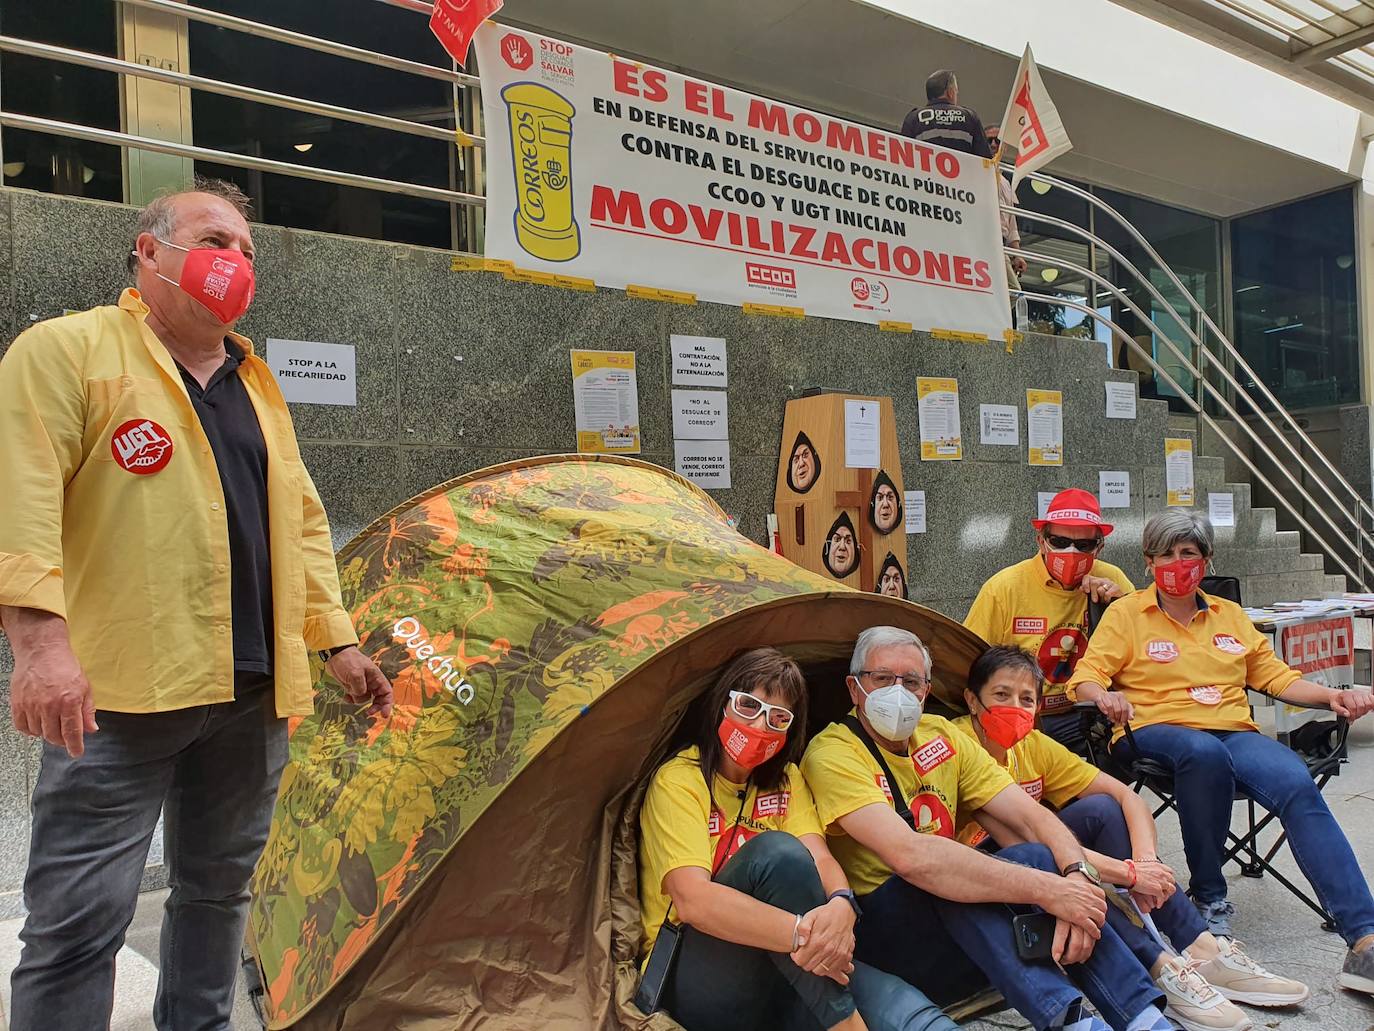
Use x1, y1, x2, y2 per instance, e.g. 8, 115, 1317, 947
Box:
248, 455, 986, 1028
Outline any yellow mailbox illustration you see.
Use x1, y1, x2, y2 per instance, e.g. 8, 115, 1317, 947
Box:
502, 83, 581, 262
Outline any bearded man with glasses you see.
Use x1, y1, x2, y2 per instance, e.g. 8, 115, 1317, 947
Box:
963, 489, 1134, 748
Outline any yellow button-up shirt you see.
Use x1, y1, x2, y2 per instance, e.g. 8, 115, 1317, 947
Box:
1067, 588, 1301, 738
0, 290, 356, 716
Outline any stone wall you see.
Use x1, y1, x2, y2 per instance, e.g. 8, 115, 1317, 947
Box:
0, 186, 1344, 910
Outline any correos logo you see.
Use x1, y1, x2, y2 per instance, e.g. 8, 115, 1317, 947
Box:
392, 617, 475, 704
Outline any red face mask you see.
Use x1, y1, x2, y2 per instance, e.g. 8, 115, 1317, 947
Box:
1153, 557, 1206, 597
1043, 548, 1094, 588
977, 704, 1036, 750
156, 239, 256, 324
718, 715, 785, 771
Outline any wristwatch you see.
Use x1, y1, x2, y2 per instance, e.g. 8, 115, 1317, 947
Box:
318, 645, 352, 664
827, 889, 862, 920
1062, 860, 1101, 887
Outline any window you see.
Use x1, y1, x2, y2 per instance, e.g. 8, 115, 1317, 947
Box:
1231, 188, 1359, 409
188, 0, 470, 250
0, 0, 122, 201
1012, 176, 1094, 338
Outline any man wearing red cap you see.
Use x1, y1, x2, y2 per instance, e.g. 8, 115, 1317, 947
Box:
964, 489, 1133, 746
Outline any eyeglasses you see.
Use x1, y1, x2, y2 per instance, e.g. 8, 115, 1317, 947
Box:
728, 690, 795, 732
858, 670, 930, 691
1044, 534, 1102, 553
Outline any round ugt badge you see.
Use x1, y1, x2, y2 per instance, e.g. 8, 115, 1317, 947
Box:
111, 418, 174, 474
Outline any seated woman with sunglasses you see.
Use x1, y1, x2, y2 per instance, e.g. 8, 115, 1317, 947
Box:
1069, 510, 1374, 999
955, 646, 1303, 1029
964, 489, 1134, 750
637, 647, 956, 1031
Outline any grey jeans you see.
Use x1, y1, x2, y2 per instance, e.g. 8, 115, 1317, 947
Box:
10, 677, 287, 1031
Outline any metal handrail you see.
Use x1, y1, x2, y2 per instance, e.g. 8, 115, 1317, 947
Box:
1010, 242, 1370, 586
0, 112, 485, 207
115, 0, 479, 87
1021, 168, 1374, 525
1011, 203, 1374, 566
0, 36, 484, 147
1017, 286, 1358, 589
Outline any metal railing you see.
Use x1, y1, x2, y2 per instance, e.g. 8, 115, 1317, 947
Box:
0, 0, 484, 242
1007, 167, 1374, 588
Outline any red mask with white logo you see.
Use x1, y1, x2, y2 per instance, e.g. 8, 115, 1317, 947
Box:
1044, 548, 1094, 589
1153, 557, 1206, 597
155, 239, 255, 324
717, 715, 785, 771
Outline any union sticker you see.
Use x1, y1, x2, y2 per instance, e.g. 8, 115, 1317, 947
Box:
1013, 617, 1048, 635
1189, 685, 1224, 705
913, 736, 955, 775
1212, 634, 1246, 655
111, 418, 174, 475
1147, 640, 1180, 663
875, 773, 893, 802
754, 791, 790, 820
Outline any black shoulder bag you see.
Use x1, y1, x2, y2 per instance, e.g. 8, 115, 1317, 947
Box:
841, 714, 915, 831
633, 771, 750, 1015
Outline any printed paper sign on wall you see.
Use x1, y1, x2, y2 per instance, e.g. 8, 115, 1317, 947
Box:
475, 25, 1010, 336
570, 349, 640, 454
1165, 438, 1194, 506
917, 378, 962, 461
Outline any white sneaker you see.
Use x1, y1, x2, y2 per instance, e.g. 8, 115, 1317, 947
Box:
1157, 955, 1253, 1031
1189, 938, 1310, 1007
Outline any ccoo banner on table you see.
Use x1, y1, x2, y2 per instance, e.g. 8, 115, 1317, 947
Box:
474, 24, 1011, 337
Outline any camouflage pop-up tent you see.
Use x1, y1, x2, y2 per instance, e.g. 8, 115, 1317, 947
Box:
248, 455, 987, 1029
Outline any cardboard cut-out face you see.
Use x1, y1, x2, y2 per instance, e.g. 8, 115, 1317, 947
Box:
876, 552, 907, 599
869, 471, 902, 535
822, 512, 860, 578
787, 432, 821, 494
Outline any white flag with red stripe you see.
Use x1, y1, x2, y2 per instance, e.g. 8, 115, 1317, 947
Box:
999, 45, 1072, 190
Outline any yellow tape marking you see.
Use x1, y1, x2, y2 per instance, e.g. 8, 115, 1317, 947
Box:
627, 284, 697, 305
878, 320, 913, 333
743, 302, 805, 319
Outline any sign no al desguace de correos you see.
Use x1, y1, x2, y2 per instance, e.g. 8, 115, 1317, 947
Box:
474, 24, 1013, 338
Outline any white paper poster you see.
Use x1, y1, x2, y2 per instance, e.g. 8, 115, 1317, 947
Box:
675, 439, 731, 488
1208, 492, 1235, 527
475, 25, 1010, 336
1105, 381, 1137, 420
266, 339, 357, 406
904, 490, 927, 534
918, 377, 963, 461
671, 334, 728, 387
570, 349, 641, 453
671, 389, 729, 440
1166, 438, 1195, 506
844, 399, 881, 469
1099, 470, 1130, 509
1026, 389, 1064, 466
979, 404, 1019, 446
1037, 491, 1057, 520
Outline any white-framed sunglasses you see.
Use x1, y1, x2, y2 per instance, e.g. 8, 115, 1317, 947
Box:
728, 690, 796, 732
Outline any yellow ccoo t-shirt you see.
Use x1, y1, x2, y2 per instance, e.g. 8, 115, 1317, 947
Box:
963, 555, 1135, 714
637, 745, 823, 962
801, 712, 1013, 895
950, 715, 1100, 846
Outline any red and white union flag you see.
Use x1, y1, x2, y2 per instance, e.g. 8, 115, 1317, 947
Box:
429, 0, 504, 65
1000, 44, 1072, 190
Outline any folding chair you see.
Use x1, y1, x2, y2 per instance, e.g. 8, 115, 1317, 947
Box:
1075, 576, 1350, 931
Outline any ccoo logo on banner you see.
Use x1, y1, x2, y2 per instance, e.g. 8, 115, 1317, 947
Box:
474, 25, 1011, 337
1279, 617, 1353, 689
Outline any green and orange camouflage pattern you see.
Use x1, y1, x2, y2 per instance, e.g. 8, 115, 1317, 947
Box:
248, 455, 842, 1025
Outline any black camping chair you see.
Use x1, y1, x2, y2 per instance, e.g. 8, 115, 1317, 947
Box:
1074, 576, 1349, 931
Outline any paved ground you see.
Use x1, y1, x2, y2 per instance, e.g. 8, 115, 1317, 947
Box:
0, 720, 1372, 1030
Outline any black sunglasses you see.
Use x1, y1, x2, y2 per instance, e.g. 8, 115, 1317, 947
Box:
1044, 533, 1102, 553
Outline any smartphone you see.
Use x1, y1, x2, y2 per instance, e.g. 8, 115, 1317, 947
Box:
1012, 912, 1058, 961
633, 920, 683, 1014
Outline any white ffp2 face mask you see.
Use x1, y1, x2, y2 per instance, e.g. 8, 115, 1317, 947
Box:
856, 680, 923, 742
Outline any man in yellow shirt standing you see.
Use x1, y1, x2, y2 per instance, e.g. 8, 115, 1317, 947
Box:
0, 179, 392, 1030
802, 626, 1174, 1031
964, 488, 1134, 747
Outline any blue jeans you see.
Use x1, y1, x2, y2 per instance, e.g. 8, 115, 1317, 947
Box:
665, 832, 954, 1031
1057, 794, 1208, 967
10, 678, 287, 1031
1119, 723, 1374, 947
854, 842, 1163, 1031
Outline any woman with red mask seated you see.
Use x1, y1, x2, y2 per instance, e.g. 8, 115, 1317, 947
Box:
636, 648, 955, 1031
956, 646, 1303, 1029
1070, 510, 1374, 999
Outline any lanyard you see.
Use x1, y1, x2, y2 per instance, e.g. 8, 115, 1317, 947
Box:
707, 770, 752, 877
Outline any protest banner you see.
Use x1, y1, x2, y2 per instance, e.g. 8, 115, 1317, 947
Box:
475, 25, 1010, 337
